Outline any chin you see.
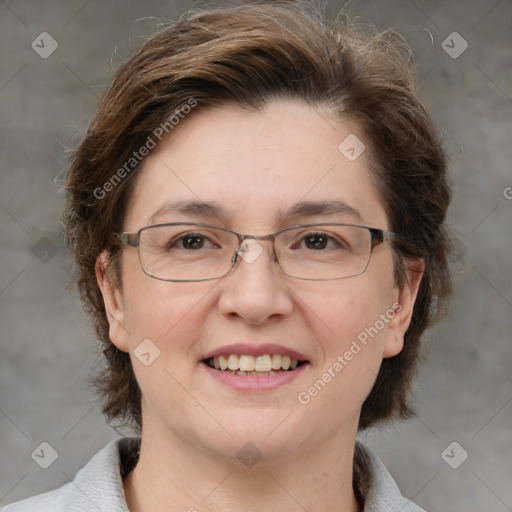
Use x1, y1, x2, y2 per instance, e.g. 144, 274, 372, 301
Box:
185, 407, 314, 464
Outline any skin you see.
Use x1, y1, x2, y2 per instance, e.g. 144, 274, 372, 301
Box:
96, 99, 422, 512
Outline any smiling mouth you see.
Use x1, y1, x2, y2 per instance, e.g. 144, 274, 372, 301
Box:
203, 354, 308, 376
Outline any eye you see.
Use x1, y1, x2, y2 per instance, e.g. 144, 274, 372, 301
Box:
171, 232, 218, 250
294, 232, 344, 251
303, 233, 331, 250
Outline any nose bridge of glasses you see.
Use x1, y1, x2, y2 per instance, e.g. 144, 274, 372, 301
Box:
233, 233, 278, 264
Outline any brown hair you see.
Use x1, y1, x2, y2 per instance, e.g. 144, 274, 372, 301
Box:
62, 0, 452, 432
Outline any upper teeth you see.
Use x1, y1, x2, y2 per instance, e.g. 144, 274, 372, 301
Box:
210, 354, 299, 372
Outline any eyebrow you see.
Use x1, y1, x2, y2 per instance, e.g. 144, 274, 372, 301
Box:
146, 199, 365, 226
280, 200, 365, 224
147, 200, 228, 225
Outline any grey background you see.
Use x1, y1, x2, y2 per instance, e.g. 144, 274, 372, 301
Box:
0, 0, 511, 511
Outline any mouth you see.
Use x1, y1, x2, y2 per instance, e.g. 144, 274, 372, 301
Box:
200, 344, 311, 390
202, 353, 309, 376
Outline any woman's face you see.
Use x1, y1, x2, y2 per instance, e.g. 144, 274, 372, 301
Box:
99, 99, 418, 462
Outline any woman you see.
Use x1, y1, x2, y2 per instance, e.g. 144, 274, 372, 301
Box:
3, 1, 451, 511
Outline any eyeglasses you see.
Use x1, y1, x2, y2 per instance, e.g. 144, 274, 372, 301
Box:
116, 222, 396, 282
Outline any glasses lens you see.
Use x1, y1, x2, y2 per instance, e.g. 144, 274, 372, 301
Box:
138, 224, 237, 281
276, 225, 372, 280
136, 223, 373, 281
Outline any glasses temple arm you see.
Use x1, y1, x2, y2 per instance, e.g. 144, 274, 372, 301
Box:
117, 232, 139, 247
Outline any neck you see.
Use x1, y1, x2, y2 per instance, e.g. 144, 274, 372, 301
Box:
124, 421, 361, 512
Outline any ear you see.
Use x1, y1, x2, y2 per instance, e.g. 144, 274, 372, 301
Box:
383, 258, 424, 358
95, 250, 130, 353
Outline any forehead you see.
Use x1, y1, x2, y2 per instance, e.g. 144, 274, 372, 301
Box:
124, 99, 388, 231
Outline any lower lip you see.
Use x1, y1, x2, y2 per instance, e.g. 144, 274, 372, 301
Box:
201, 362, 309, 391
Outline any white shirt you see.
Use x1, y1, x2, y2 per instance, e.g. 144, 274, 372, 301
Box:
2, 438, 425, 512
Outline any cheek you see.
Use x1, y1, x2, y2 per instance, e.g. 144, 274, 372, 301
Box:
124, 279, 204, 345
121, 267, 221, 375
121, 279, 213, 414
296, 268, 395, 349
293, 273, 396, 410
121, 249, 192, 339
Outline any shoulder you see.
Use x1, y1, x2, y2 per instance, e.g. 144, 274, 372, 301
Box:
355, 441, 426, 512
1, 438, 139, 512
1, 484, 71, 512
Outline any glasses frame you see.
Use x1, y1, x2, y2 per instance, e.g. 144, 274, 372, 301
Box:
116, 222, 397, 282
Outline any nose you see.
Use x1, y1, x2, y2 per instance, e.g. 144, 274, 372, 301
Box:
217, 239, 293, 325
